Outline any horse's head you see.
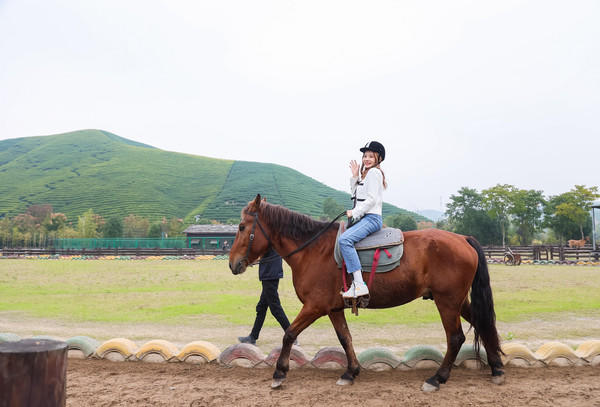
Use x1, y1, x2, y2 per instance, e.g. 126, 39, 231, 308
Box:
228, 194, 272, 275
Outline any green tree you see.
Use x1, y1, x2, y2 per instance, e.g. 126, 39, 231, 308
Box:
58, 225, 79, 238
544, 193, 579, 244
77, 209, 101, 238
555, 185, 599, 240
435, 218, 449, 230
323, 198, 345, 220
0, 218, 13, 247
123, 214, 150, 238
385, 214, 417, 231
103, 217, 123, 238
510, 189, 545, 245
482, 184, 516, 247
167, 218, 185, 237
445, 187, 501, 245
43, 213, 67, 233
148, 223, 162, 238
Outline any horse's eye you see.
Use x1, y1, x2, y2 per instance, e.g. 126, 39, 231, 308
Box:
239, 224, 245, 232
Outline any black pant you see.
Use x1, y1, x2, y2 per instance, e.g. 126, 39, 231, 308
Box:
250, 279, 290, 340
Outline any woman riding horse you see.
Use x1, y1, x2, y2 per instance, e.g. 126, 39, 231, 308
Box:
229, 195, 505, 392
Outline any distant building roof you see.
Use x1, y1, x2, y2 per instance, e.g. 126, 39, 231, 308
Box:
183, 224, 238, 235
593, 200, 600, 209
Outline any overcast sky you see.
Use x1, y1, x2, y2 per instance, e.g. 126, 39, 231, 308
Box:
1, 1, 598, 213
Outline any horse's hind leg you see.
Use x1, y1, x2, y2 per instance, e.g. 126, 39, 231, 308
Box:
423, 301, 465, 392
460, 299, 505, 383
328, 310, 360, 385
272, 305, 321, 388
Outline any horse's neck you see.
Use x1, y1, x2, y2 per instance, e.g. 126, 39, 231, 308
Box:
275, 233, 335, 271
275, 238, 304, 270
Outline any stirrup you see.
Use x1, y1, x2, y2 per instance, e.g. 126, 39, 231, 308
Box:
342, 291, 371, 310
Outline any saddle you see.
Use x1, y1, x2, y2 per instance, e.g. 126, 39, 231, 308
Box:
334, 222, 404, 273
334, 222, 404, 313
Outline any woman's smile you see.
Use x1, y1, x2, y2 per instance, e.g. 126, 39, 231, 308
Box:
362, 151, 376, 169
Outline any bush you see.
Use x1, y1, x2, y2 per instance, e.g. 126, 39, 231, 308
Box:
385, 214, 417, 231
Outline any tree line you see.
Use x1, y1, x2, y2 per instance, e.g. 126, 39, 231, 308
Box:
0, 205, 187, 248
324, 185, 599, 247
441, 184, 598, 246
3, 184, 597, 248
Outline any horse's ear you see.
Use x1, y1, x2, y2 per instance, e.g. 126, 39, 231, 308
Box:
253, 194, 261, 210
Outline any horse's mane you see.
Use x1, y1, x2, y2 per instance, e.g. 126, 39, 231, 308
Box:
246, 202, 337, 242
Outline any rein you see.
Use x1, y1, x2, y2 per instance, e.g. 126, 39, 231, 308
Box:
244, 210, 347, 267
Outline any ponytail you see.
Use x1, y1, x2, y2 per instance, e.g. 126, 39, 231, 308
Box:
377, 165, 388, 189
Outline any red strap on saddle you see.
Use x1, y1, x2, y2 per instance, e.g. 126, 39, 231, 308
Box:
367, 248, 381, 290
342, 247, 392, 292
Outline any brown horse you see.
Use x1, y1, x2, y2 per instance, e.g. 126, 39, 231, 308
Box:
568, 237, 589, 248
229, 195, 504, 392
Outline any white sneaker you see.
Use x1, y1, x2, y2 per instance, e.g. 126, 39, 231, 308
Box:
342, 282, 369, 299
342, 283, 355, 298
354, 282, 369, 297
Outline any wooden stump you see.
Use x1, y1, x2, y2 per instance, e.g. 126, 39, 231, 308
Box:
0, 339, 68, 407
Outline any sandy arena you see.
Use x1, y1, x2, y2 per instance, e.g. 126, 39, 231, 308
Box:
66, 359, 600, 407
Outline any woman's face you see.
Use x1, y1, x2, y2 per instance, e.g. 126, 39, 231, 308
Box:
362, 151, 377, 169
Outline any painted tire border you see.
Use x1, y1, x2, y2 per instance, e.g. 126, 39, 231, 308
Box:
1, 333, 598, 369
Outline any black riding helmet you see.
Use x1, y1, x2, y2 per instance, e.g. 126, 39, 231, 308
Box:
359, 141, 385, 162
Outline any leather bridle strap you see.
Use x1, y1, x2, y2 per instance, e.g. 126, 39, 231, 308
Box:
242, 211, 274, 267
243, 212, 259, 264
243, 209, 346, 266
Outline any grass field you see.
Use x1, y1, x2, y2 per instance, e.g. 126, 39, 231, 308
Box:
1, 260, 599, 352
1, 259, 599, 325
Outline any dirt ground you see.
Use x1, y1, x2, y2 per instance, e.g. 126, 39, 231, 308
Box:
4, 312, 600, 406
67, 359, 600, 407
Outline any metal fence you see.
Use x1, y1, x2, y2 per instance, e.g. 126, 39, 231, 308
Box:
53, 238, 188, 249
51, 237, 235, 250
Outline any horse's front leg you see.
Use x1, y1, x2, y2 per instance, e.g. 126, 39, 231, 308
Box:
328, 309, 360, 385
272, 305, 322, 389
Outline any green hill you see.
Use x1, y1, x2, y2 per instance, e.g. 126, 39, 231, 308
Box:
0, 130, 427, 223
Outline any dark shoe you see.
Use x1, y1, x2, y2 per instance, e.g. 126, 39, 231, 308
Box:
238, 335, 256, 345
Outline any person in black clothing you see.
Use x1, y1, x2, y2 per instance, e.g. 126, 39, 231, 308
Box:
238, 247, 293, 345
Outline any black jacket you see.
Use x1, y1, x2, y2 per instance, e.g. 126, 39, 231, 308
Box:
258, 248, 283, 281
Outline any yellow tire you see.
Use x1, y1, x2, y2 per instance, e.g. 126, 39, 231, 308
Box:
500, 343, 537, 365
534, 341, 578, 364
177, 341, 221, 363
136, 340, 180, 362
95, 338, 138, 360
575, 340, 600, 360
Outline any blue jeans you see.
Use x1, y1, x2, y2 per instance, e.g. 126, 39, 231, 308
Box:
338, 214, 383, 273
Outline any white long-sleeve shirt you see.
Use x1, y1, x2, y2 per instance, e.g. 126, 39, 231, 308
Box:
350, 168, 383, 220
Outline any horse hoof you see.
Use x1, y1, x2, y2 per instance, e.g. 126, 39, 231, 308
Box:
491, 374, 505, 385
336, 378, 353, 386
421, 382, 439, 393
271, 379, 284, 389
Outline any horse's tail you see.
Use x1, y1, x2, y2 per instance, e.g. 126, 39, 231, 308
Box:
466, 236, 503, 360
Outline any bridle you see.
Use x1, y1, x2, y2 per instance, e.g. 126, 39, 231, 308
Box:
241, 211, 273, 267
239, 209, 346, 267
